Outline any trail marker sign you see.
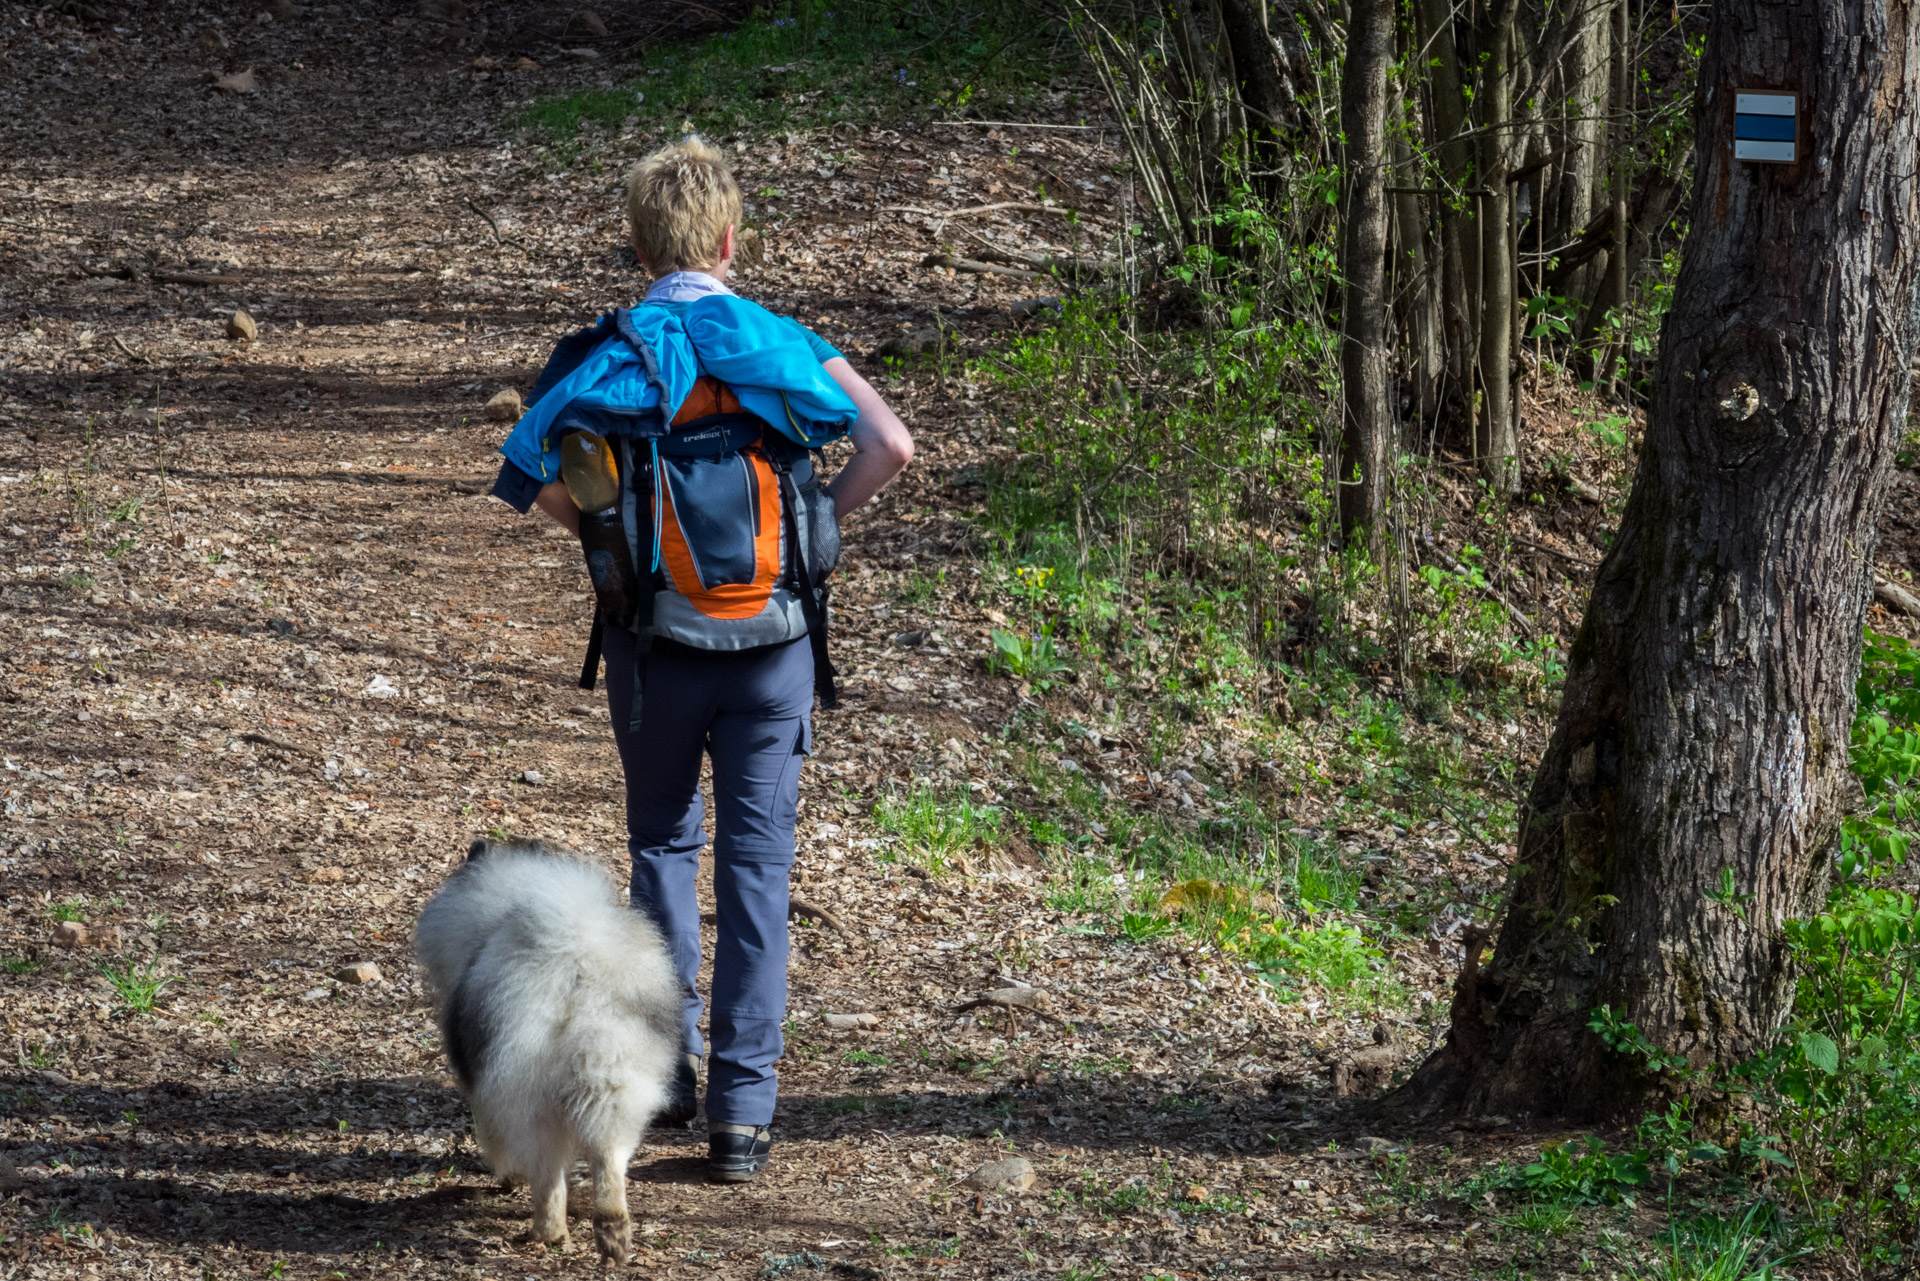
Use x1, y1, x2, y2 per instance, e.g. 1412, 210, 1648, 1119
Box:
1734, 91, 1798, 163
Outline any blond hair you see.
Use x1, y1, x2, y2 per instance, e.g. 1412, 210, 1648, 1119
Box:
625, 136, 743, 273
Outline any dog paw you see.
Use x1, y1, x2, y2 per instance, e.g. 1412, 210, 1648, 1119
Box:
593, 1217, 631, 1265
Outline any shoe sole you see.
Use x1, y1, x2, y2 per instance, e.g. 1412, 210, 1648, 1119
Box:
707, 1160, 768, 1184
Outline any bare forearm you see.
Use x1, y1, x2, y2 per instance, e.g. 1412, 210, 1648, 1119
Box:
534, 482, 581, 535
820, 356, 913, 518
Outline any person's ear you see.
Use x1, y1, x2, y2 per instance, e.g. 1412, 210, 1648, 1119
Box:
718, 223, 736, 264
630, 232, 654, 273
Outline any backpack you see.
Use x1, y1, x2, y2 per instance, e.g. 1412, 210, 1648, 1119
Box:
550, 309, 846, 714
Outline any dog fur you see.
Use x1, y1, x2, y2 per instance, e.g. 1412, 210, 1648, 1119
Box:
414, 839, 679, 1261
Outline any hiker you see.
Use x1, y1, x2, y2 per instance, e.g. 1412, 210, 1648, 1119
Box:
488, 136, 913, 1183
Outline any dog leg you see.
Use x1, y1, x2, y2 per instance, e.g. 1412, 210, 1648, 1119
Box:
525, 1158, 570, 1249
589, 1142, 634, 1264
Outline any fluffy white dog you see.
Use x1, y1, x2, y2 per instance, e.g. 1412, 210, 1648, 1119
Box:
414, 839, 679, 1262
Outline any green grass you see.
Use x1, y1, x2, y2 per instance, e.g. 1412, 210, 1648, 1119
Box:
96, 957, 179, 1016
1504, 1201, 1579, 1236
46, 899, 87, 923
513, 0, 1055, 145
872, 785, 1002, 875
3, 953, 41, 975
1628, 1205, 1791, 1281
895, 568, 946, 607
842, 1048, 889, 1066
1043, 854, 1120, 916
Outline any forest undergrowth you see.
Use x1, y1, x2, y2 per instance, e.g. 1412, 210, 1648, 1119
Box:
510, 0, 1920, 1270
2, 0, 1919, 1276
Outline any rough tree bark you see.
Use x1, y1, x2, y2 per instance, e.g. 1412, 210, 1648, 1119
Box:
1553, 0, 1612, 303
1400, 0, 1920, 1118
1414, 0, 1479, 420
1474, 0, 1521, 493
1337, 0, 1394, 542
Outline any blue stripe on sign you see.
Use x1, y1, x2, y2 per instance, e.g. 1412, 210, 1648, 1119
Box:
1735, 113, 1796, 141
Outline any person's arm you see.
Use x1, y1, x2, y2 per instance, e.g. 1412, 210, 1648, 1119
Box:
820, 356, 913, 518
533, 481, 581, 536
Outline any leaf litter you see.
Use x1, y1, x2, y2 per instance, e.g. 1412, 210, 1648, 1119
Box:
0, 0, 1791, 1278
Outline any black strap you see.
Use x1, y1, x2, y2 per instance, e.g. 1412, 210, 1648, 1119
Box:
775, 465, 838, 709
579, 614, 604, 691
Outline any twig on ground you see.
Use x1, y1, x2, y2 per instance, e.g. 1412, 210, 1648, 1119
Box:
920, 251, 1043, 280
886, 201, 1081, 219
1423, 540, 1535, 636
958, 229, 1118, 276
789, 897, 848, 932
152, 270, 242, 286
1510, 535, 1598, 568
928, 119, 1104, 130
1875, 574, 1920, 618
464, 198, 525, 248
240, 731, 308, 756
954, 986, 1065, 1035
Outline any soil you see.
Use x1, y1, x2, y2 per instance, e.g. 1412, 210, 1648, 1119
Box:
0, 2, 1913, 1280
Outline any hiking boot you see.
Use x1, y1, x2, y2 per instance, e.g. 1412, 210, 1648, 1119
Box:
659, 1054, 700, 1129
707, 1123, 772, 1183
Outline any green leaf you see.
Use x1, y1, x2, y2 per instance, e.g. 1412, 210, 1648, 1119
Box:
1799, 1030, 1840, 1075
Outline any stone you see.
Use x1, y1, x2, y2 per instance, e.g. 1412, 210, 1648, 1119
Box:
1357, 1135, 1400, 1154
52, 921, 89, 949
518, 769, 543, 785
212, 68, 257, 94
963, 1157, 1035, 1193
309, 865, 345, 884
822, 1012, 879, 1030
484, 388, 524, 421
334, 961, 382, 985
566, 7, 608, 36
226, 309, 257, 342
874, 327, 946, 360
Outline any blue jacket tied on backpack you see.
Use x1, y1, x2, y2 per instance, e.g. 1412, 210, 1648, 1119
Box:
498, 293, 858, 484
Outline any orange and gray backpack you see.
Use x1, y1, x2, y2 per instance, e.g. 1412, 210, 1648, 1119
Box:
520, 304, 851, 718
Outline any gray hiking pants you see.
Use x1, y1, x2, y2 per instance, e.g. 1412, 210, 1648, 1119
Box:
603, 625, 812, 1127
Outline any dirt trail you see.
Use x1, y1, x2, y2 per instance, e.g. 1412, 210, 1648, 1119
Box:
0, 5, 1551, 1280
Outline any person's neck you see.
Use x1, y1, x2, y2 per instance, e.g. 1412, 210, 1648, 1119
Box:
655, 267, 727, 284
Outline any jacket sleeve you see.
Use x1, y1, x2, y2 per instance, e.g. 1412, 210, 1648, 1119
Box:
490, 457, 546, 514
495, 315, 621, 488
782, 316, 843, 364
529, 316, 616, 405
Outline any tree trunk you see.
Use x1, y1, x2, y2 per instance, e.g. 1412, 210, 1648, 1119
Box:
1553, 0, 1611, 303
1473, 0, 1520, 492
1389, 89, 1443, 423
1337, 0, 1394, 543
1414, 0, 1477, 423
1400, 0, 1920, 1120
